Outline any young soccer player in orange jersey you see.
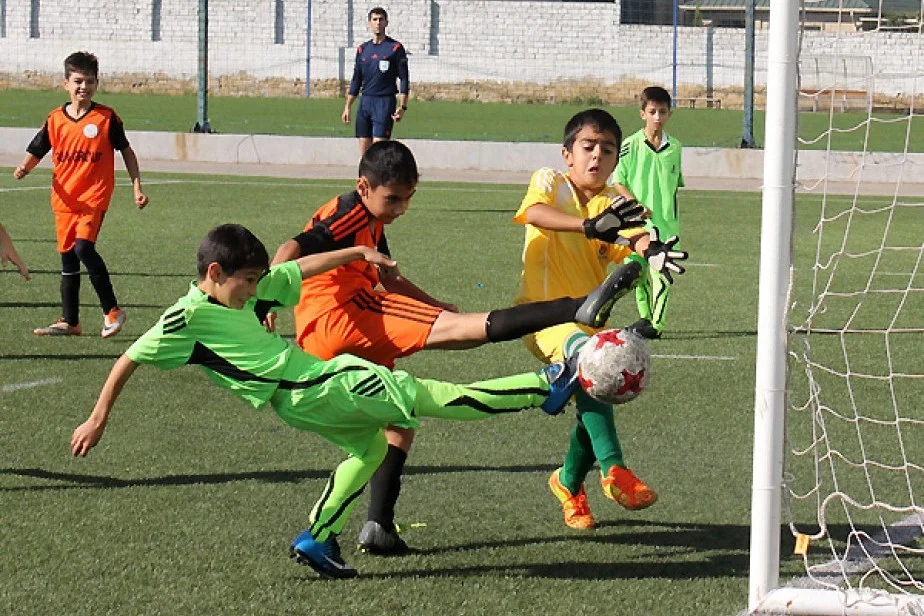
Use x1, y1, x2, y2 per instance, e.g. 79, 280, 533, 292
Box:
267, 140, 655, 554
13, 51, 148, 338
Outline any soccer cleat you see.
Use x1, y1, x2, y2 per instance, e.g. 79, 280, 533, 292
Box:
600, 466, 658, 510
33, 319, 82, 336
357, 520, 410, 556
289, 530, 359, 579
574, 261, 643, 328
540, 353, 580, 415
549, 468, 596, 530
101, 307, 126, 339
625, 318, 662, 340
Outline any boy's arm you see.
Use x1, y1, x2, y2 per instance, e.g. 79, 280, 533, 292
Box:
120, 146, 149, 209
294, 245, 395, 280
378, 263, 458, 312
271, 239, 302, 267
524, 198, 647, 241
0, 224, 30, 280
71, 354, 139, 457
12, 153, 41, 180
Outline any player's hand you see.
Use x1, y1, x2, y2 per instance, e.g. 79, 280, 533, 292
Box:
583, 197, 648, 242
360, 247, 396, 268
71, 418, 106, 457
341, 108, 351, 124
135, 190, 149, 209
392, 107, 405, 122
644, 227, 687, 284
1, 249, 30, 280
12, 165, 30, 180
264, 311, 278, 333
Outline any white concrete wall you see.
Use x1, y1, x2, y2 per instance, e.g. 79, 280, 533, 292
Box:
0, 0, 919, 95
3, 127, 922, 185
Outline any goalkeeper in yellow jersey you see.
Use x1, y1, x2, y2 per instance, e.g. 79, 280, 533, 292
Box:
513, 108, 687, 529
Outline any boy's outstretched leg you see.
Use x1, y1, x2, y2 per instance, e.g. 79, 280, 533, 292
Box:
290, 433, 388, 579
414, 358, 580, 421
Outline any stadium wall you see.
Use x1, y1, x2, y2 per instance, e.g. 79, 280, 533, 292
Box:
2, 127, 921, 186
0, 0, 915, 98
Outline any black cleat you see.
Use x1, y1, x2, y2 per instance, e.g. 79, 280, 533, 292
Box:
357, 521, 410, 556
625, 318, 662, 340
575, 261, 642, 328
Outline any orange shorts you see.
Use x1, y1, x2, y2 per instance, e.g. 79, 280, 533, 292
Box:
54, 208, 106, 253
299, 289, 444, 368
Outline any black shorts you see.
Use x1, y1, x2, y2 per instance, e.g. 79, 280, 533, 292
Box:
356, 95, 396, 139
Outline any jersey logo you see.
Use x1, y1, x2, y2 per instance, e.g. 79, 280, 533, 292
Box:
379, 60, 390, 72
83, 124, 99, 138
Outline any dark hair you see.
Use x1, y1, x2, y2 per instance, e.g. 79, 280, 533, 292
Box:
64, 51, 99, 79
368, 6, 388, 20
197, 224, 269, 279
563, 108, 622, 150
358, 140, 419, 188
640, 86, 672, 109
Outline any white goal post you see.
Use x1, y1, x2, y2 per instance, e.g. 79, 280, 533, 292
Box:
748, 1, 924, 615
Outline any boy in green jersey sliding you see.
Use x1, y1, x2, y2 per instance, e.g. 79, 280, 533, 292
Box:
70, 223, 629, 579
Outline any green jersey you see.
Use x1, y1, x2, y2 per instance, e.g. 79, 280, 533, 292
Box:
126, 260, 318, 409
614, 129, 684, 239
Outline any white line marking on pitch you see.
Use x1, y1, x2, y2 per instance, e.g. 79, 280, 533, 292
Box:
653, 354, 736, 361
1, 377, 63, 393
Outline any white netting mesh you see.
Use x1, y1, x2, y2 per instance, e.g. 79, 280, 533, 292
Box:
783, 0, 924, 604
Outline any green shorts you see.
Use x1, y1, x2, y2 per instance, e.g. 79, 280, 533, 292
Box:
270, 354, 419, 458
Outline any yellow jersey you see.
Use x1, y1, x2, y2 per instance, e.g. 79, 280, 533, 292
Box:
513, 168, 634, 304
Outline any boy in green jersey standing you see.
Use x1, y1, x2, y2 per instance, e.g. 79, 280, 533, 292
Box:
612, 86, 685, 339
70, 223, 602, 580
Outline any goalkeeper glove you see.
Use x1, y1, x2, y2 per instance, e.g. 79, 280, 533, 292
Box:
645, 227, 688, 284
583, 197, 647, 243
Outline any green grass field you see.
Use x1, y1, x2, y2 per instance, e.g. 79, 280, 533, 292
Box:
0, 169, 920, 615
2, 88, 923, 152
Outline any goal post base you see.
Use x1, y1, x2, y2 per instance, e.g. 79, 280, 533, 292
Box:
752, 588, 924, 616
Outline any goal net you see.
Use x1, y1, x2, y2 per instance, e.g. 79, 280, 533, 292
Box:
749, 1, 924, 614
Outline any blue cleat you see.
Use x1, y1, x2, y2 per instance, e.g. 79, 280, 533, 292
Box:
540, 353, 580, 415
290, 530, 359, 579
574, 261, 642, 328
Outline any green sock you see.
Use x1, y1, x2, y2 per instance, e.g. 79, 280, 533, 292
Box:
574, 388, 625, 475
560, 422, 596, 494
308, 432, 387, 541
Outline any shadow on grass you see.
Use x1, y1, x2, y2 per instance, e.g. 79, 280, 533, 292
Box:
0, 301, 165, 308
0, 463, 559, 492
3, 269, 190, 278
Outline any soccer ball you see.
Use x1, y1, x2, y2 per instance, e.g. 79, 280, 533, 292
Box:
577, 328, 651, 405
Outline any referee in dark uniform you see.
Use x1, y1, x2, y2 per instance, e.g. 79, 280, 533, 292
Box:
342, 7, 409, 154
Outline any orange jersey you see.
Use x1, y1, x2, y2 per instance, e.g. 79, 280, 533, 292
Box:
292, 192, 391, 343
27, 103, 129, 213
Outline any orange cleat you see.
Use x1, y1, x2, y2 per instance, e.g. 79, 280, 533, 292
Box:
549, 468, 596, 530
33, 319, 82, 336
101, 307, 126, 338
600, 466, 658, 510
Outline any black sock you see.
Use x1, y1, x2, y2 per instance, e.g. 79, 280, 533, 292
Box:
366, 445, 407, 531
61, 273, 81, 326
76, 239, 118, 313
485, 297, 584, 342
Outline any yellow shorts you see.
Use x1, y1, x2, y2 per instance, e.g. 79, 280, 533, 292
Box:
522, 322, 597, 364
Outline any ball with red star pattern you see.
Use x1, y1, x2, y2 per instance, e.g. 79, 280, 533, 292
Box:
576, 328, 651, 405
